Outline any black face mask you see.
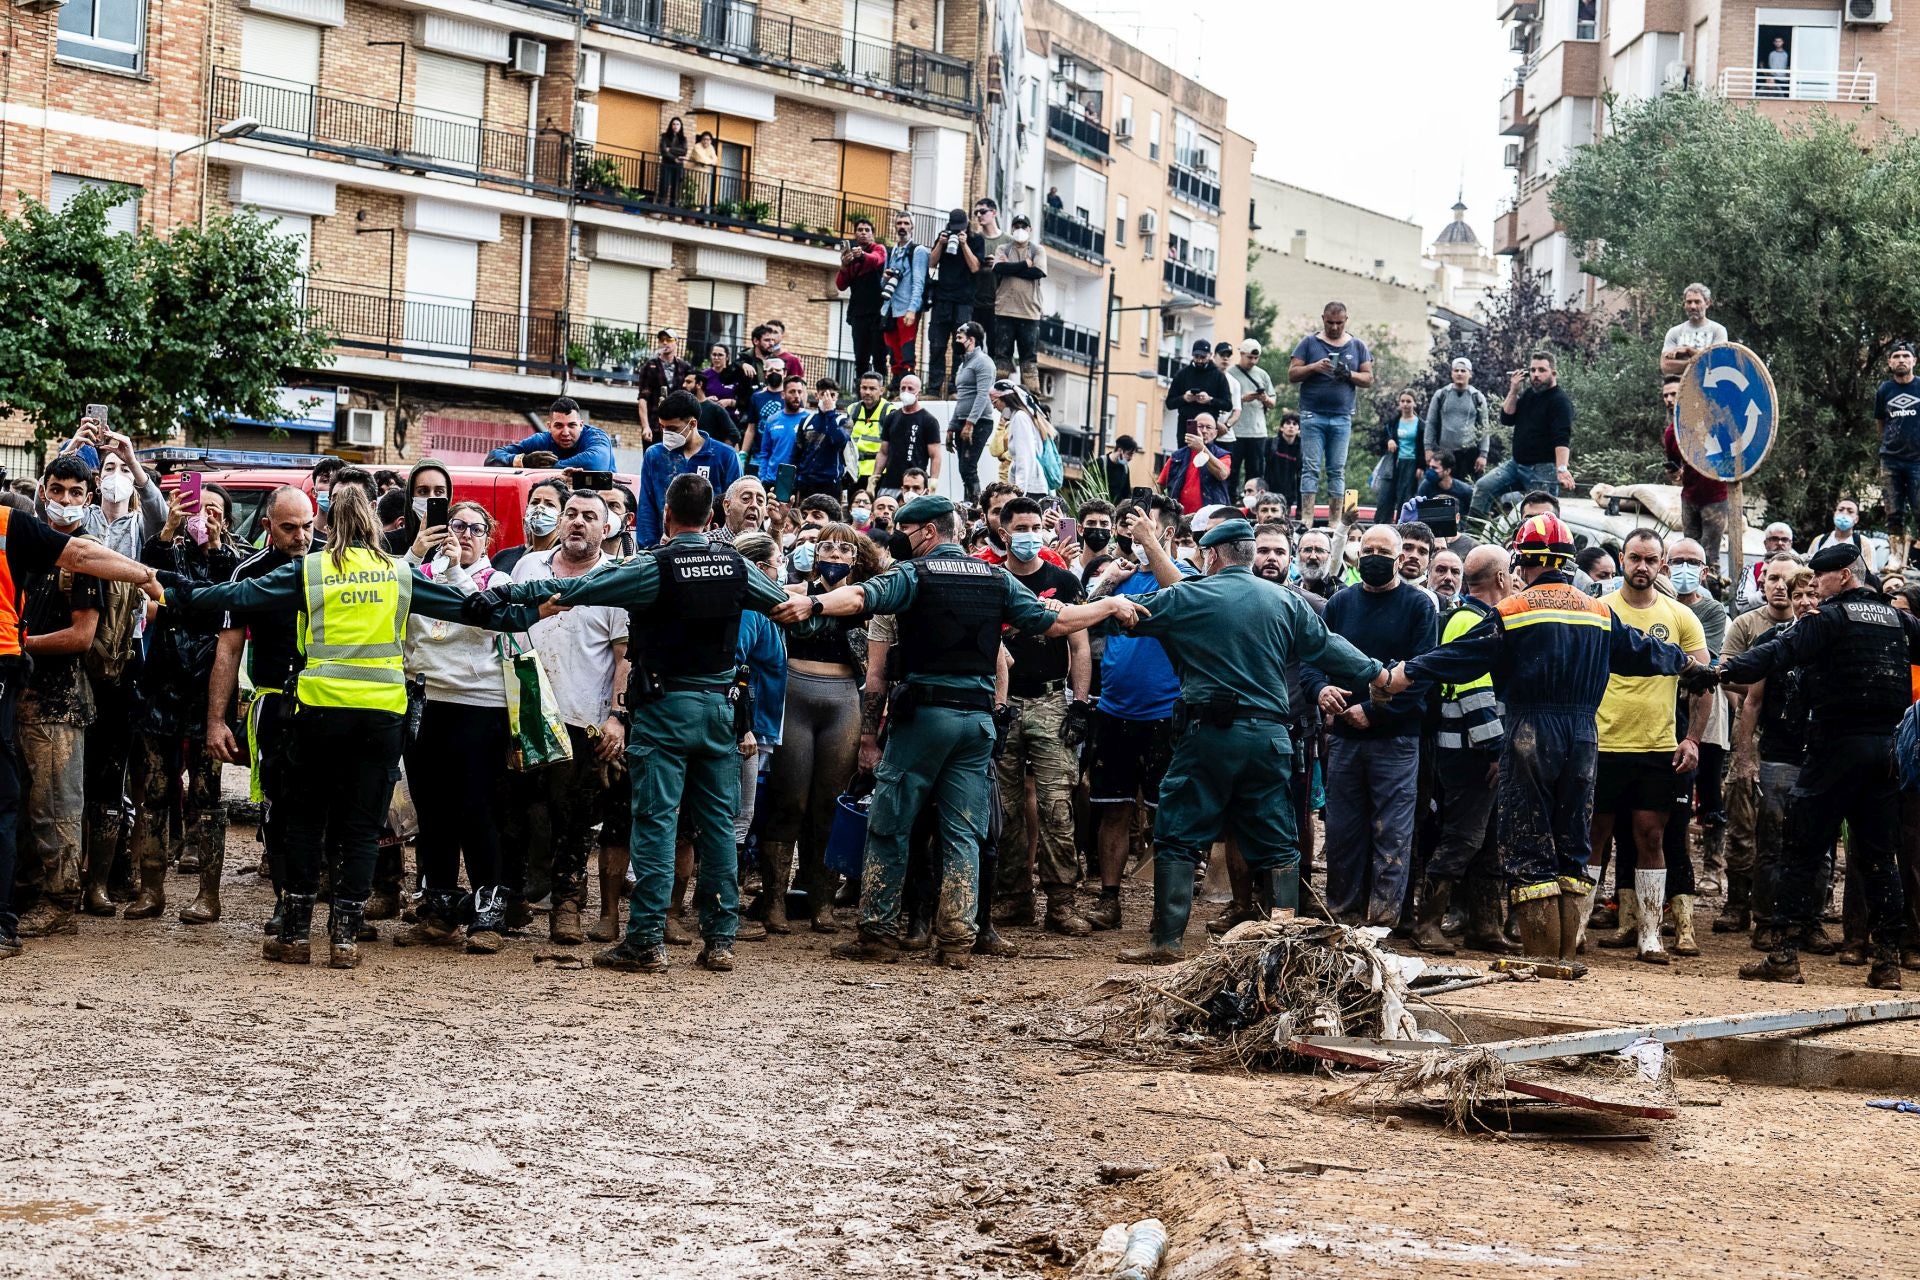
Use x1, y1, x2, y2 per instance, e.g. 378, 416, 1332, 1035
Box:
1082, 528, 1111, 553
887, 529, 918, 561
1116, 535, 1136, 561
1358, 553, 1398, 588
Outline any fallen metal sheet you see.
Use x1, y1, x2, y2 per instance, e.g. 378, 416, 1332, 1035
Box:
1289, 1037, 1679, 1119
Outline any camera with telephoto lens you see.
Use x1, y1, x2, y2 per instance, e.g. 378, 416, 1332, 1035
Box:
879, 267, 902, 303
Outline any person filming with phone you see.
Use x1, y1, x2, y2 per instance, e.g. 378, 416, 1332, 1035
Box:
1469, 351, 1577, 517
59, 408, 167, 560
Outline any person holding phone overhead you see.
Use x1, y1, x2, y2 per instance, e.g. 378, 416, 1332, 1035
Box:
61, 408, 167, 559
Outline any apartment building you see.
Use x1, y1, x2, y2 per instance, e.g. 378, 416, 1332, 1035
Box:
1000, 0, 1252, 482
1495, 0, 1920, 307
7, 0, 985, 463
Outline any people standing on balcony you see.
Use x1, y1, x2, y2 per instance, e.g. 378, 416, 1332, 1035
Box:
688, 130, 719, 211
882, 213, 930, 389
973, 198, 1006, 359
990, 213, 1047, 396
1288, 301, 1375, 529
1764, 36, 1790, 98
637, 330, 693, 442
836, 217, 889, 382
1046, 187, 1064, 212
949, 323, 997, 499
657, 117, 689, 209
925, 209, 984, 397
1166, 338, 1234, 433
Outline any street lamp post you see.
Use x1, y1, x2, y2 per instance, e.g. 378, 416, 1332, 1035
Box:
168, 116, 262, 182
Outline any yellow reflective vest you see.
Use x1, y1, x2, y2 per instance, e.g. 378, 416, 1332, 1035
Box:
850, 398, 889, 480
297, 548, 412, 714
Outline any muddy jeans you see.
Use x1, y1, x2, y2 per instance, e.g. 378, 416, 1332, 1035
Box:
1322, 734, 1419, 924
1751, 760, 1800, 920
516, 724, 608, 910
130, 733, 225, 877
1725, 763, 1757, 879
1682, 496, 1729, 577
18, 714, 84, 908
993, 690, 1079, 894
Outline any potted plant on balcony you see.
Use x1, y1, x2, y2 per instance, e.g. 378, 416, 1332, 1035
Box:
740, 199, 773, 225
566, 341, 592, 374
576, 154, 626, 198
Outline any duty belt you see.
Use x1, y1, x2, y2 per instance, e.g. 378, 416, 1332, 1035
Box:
1174, 699, 1289, 732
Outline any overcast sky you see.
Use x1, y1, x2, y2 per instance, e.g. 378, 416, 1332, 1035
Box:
1059, 0, 1515, 246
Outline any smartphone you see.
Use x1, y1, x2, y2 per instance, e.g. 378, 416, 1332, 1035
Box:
774, 463, 797, 504
180, 471, 203, 514
1130, 486, 1153, 503
85, 404, 109, 426
425, 496, 450, 530
1056, 516, 1077, 545
570, 469, 615, 491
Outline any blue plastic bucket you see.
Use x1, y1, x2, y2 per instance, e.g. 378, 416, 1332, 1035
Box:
825, 792, 870, 879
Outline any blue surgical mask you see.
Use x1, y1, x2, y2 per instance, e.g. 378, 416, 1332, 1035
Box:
525, 508, 559, 537
850, 507, 871, 524
1010, 532, 1045, 562
317, 493, 332, 514
1834, 512, 1856, 532
1668, 564, 1702, 595
818, 560, 852, 585
790, 542, 816, 574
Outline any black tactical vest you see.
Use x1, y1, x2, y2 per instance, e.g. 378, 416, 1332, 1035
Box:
634, 539, 749, 680
1805, 589, 1912, 732
897, 554, 1004, 678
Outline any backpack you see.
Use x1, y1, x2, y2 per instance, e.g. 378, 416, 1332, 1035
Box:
66, 535, 142, 683
1038, 432, 1065, 492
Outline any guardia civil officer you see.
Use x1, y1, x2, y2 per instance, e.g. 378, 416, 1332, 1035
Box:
1104, 518, 1384, 965
1692, 540, 1920, 989
162, 484, 512, 970
771, 495, 1140, 969
479, 473, 788, 976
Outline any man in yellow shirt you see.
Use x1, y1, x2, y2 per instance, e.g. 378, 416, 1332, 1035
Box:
1590, 528, 1710, 963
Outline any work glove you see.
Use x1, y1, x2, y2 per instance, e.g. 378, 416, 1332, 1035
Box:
1678, 663, 1724, 694
1061, 699, 1094, 751
992, 703, 1017, 759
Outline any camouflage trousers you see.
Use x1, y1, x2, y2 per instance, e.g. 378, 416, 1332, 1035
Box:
18, 716, 84, 907
994, 690, 1081, 894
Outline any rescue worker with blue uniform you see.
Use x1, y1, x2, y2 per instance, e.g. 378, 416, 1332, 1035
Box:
1382, 515, 1694, 960
161, 484, 501, 970
774, 495, 1139, 969
1104, 518, 1387, 965
479, 474, 789, 976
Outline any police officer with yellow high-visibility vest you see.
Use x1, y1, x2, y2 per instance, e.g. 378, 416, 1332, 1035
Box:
161, 484, 531, 970
847, 370, 888, 492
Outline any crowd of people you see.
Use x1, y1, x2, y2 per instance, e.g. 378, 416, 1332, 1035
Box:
0, 281, 1914, 996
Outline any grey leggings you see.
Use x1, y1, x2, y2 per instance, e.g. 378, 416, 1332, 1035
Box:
762, 669, 861, 897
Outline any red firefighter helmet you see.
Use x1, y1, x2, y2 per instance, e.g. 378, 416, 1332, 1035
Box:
1511, 513, 1576, 570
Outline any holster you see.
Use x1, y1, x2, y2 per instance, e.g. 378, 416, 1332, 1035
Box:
889, 682, 921, 728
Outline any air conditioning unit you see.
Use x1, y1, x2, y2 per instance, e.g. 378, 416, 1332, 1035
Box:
13, 0, 67, 13
340, 408, 386, 448
1509, 25, 1528, 51
1137, 210, 1157, 235
1114, 117, 1133, 140
1503, 142, 1521, 167
1845, 0, 1892, 24
577, 49, 602, 93
573, 102, 598, 144
507, 35, 547, 77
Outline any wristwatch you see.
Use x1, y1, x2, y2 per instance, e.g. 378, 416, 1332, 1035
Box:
809, 596, 825, 618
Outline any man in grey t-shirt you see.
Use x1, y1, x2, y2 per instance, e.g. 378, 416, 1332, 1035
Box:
1226, 339, 1276, 493
1660, 283, 1729, 376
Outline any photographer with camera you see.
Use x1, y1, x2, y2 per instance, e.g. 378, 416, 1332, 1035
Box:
924, 209, 984, 397
1287, 302, 1375, 529
881, 214, 930, 388
836, 218, 890, 381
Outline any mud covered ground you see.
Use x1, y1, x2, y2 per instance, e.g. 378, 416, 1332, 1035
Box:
4, 819, 1919, 1278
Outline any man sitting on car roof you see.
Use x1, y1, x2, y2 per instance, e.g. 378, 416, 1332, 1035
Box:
485, 397, 618, 471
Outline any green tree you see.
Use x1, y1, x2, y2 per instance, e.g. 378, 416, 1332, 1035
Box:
1551, 89, 1920, 533
0, 187, 333, 445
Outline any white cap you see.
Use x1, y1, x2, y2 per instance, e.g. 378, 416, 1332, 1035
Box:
1451, 357, 1473, 372
1238, 339, 1262, 356
1189, 504, 1240, 534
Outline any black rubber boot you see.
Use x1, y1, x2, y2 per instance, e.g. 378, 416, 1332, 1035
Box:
328, 898, 366, 970
1739, 947, 1804, 984
1869, 945, 1904, 991
973, 849, 1016, 956
265, 892, 314, 964
1410, 878, 1457, 955
1118, 856, 1191, 965
1463, 879, 1521, 955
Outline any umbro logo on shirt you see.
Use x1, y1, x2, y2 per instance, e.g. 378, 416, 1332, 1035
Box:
1888, 392, 1920, 415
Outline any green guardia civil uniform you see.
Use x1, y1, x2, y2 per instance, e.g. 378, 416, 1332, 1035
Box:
856, 505, 1061, 946
487, 533, 787, 948
1124, 520, 1381, 950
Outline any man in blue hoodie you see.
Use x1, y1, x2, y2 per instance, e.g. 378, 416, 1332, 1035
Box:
486, 397, 619, 470
635, 392, 740, 547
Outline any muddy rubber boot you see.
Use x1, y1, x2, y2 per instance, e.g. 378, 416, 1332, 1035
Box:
1868, 946, 1904, 991
830, 930, 903, 964
1410, 878, 1457, 955
82, 850, 115, 918
14, 901, 76, 937
1462, 880, 1520, 955
179, 845, 224, 925
1118, 858, 1191, 966
759, 841, 793, 935
328, 898, 365, 969
1598, 888, 1640, 949
1739, 947, 1804, 984
1084, 889, 1122, 932
1511, 894, 1562, 959
1043, 886, 1093, 937
549, 897, 586, 946
1669, 894, 1700, 956
466, 886, 506, 954
697, 941, 736, 972
122, 855, 167, 920
991, 890, 1037, 927
1557, 890, 1591, 961
1837, 937, 1871, 967
900, 895, 934, 952
265, 893, 314, 964
1713, 872, 1752, 933
972, 850, 1017, 957
394, 891, 458, 947
587, 847, 626, 944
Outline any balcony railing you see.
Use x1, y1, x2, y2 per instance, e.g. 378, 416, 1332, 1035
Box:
213, 71, 572, 195
586, 0, 973, 112
1038, 316, 1099, 366
1167, 161, 1221, 213
1041, 206, 1105, 262
300, 280, 570, 376
1162, 258, 1217, 303
573, 144, 952, 246
1717, 66, 1877, 104
1046, 103, 1110, 159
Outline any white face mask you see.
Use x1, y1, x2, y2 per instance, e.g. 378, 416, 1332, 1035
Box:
1011, 228, 1030, 244
899, 389, 919, 406
661, 430, 688, 451
412, 497, 430, 520
99, 472, 134, 505
45, 499, 86, 526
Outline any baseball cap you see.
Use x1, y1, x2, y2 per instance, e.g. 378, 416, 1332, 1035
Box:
1192, 339, 1213, 357
1895, 340, 1916, 356
1239, 339, 1262, 356
1451, 357, 1473, 372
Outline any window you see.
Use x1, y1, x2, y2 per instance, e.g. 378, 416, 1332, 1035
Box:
1114, 194, 1127, 247
1104, 395, 1117, 439
412, 51, 486, 170
686, 280, 747, 355
842, 0, 894, 80
1118, 93, 1134, 140
58, 0, 144, 71
1137, 307, 1149, 354
1576, 0, 1597, 41
403, 233, 479, 368
51, 173, 141, 236
1147, 110, 1162, 161
1108, 294, 1120, 347
240, 14, 320, 136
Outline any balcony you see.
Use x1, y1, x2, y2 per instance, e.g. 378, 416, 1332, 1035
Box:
300, 279, 576, 376
1038, 316, 1099, 366
586, 0, 974, 113
213, 71, 572, 196
1498, 79, 1528, 135
1162, 258, 1216, 304
1493, 204, 1520, 257
1717, 66, 1878, 104
1167, 161, 1221, 214
1040, 207, 1105, 263
574, 144, 951, 245
1494, 0, 1538, 18
1046, 103, 1110, 160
